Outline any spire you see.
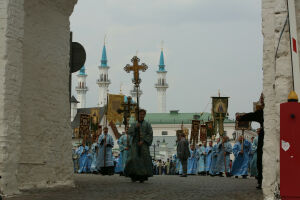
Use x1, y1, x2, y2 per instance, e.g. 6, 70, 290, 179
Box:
79, 65, 87, 75
158, 50, 166, 72
100, 45, 108, 67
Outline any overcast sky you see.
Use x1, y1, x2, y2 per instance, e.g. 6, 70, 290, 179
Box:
70, 0, 263, 119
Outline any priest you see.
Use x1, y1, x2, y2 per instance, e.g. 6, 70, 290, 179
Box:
231, 135, 252, 178
97, 127, 115, 175
198, 142, 207, 175
118, 126, 131, 175
209, 138, 220, 176
205, 140, 213, 175
187, 144, 199, 175
124, 109, 153, 182
215, 136, 232, 177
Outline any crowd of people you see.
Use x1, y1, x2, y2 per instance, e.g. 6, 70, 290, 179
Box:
72, 109, 154, 183
72, 128, 260, 179
72, 104, 263, 188
156, 132, 259, 180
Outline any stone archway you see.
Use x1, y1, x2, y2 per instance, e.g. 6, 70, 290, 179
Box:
0, 0, 299, 199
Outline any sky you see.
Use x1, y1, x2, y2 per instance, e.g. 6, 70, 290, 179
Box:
70, 0, 263, 119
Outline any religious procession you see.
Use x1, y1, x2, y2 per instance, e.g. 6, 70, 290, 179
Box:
71, 51, 264, 188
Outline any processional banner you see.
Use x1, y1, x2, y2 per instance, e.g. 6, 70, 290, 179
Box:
107, 94, 124, 124
79, 114, 90, 138
200, 124, 207, 142
190, 120, 200, 144
211, 97, 229, 136
90, 108, 100, 131
235, 113, 251, 130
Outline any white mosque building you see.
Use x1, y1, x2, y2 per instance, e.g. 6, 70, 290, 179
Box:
71, 43, 236, 160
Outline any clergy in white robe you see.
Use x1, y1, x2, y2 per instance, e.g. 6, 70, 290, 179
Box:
96, 127, 115, 175
231, 135, 252, 178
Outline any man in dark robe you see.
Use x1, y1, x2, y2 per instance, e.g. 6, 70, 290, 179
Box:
236, 93, 264, 189
124, 109, 153, 183
177, 132, 190, 177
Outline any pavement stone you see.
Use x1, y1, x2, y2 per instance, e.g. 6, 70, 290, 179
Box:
6, 174, 263, 200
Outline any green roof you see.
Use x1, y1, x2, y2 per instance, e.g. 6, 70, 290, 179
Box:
126, 112, 234, 125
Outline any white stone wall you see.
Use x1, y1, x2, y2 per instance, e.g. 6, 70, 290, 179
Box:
0, 0, 77, 195
0, 0, 24, 195
261, 0, 300, 198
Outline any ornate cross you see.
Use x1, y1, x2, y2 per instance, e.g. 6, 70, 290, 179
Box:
124, 56, 148, 86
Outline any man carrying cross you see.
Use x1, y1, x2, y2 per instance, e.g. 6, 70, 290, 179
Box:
123, 56, 153, 183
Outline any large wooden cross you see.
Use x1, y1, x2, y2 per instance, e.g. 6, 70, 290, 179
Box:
124, 56, 148, 86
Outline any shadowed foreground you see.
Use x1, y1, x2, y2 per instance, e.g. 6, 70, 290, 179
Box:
7, 174, 263, 200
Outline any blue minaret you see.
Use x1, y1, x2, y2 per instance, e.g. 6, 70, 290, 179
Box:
76, 65, 88, 108
100, 45, 108, 67
158, 50, 166, 72
155, 47, 168, 113
97, 43, 111, 107
79, 65, 87, 75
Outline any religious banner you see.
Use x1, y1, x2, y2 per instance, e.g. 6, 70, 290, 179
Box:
79, 114, 90, 138
211, 96, 229, 136
205, 121, 214, 138
90, 108, 100, 132
235, 113, 251, 130
200, 124, 207, 142
190, 120, 200, 144
107, 94, 124, 124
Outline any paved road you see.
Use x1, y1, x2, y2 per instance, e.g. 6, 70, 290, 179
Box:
7, 174, 263, 200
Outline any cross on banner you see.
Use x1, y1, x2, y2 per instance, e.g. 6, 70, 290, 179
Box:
124, 56, 148, 86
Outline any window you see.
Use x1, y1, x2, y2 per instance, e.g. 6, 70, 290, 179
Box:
162, 131, 168, 135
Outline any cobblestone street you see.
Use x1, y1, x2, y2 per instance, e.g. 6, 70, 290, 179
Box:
7, 174, 263, 200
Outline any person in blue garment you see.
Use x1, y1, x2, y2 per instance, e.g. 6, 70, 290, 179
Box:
77, 140, 90, 174
198, 142, 207, 175
90, 135, 99, 174
72, 146, 79, 173
114, 154, 122, 174
248, 137, 255, 171
250, 129, 259, 177
187, 144, 199, 175
209, 138, 220, 176
231, 135, 252, 178
118, 126, 130, 175
205, 140, 213, 175
215, 136, 232, 177
97, 127, 115, 175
